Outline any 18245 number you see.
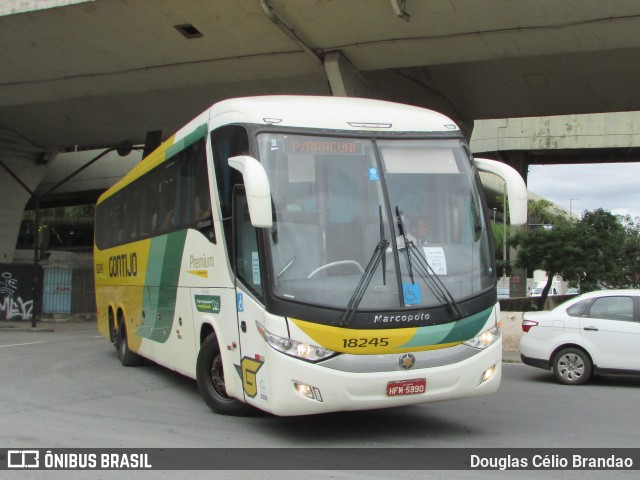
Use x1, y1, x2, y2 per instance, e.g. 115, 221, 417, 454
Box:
342, 337, 389, 348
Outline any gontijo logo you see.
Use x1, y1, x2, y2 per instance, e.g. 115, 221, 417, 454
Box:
109, 252, 138, 277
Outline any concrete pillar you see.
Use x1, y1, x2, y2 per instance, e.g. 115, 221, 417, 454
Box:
324, 51, 373, 98
0, 131, 50, 263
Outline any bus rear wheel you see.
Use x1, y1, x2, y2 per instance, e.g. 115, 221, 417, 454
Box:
196, 332, 252, 416
117, 319, 142, 367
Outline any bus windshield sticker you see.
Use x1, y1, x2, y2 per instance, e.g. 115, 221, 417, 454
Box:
424, 247, 447, 275
368, 167, 380, 181
252, 251, 261, 285
382, 146, 459, 174
402, 283, 422, 305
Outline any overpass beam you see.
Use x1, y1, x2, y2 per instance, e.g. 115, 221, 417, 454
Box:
324, 51, 474, 140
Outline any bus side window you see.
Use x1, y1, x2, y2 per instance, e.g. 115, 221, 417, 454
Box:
181, 138, 215, 242
112, 192, 125, 244
140, 171, 158, 237
158, 161, 178, 233
128, 187, 141, 240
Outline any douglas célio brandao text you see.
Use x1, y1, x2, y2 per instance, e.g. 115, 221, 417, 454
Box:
470, 453, 634, 470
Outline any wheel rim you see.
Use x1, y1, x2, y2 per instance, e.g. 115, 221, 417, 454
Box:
210, 354, 231, 399
558, 353, 585, 383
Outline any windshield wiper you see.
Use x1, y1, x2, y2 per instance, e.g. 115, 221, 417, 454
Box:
395, 207, 464, 320
395, 206, 415, 284
340, 206, 388, 327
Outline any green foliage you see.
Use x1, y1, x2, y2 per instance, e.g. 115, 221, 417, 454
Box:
510, 202, 640, 304
526, 198, 566, 226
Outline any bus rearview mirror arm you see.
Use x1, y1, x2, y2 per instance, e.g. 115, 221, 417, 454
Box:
228, 155, 273, 228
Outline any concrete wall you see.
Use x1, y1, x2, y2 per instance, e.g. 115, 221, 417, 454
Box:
500, 311, 523, 354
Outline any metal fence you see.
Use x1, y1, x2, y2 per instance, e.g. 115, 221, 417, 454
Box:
42, 267, 95, 315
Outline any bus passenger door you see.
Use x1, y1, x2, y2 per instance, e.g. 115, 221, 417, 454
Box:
232, 188, 271, 410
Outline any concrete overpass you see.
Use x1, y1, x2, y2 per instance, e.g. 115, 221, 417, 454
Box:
471, 111, 640, 183
4, 0, 640, 262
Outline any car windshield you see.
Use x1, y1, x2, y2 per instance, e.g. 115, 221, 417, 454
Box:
258, 133, 494, 310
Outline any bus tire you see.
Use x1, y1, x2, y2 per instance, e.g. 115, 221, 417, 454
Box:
109, 310, 119, 349
197, 332, 252, 416
117, 319, 142, 367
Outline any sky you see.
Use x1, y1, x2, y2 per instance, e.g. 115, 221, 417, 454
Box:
526, 162, 640, 220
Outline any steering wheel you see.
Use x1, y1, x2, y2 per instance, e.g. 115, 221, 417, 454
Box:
307, 260, 365, 278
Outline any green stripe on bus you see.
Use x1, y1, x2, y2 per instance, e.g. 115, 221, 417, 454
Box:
165, 124, 208, 160
138, 230, 188, 343
399, 306, 493, 348
439, 307, 493, 344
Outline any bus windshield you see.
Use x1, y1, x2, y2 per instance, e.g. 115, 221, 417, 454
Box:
258, 133, 494, 311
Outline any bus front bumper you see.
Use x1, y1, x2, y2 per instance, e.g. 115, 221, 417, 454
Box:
249, 340, 502, 416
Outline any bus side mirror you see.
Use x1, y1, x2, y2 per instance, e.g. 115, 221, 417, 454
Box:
474, 158, 528, 226
228, 155, 273, 228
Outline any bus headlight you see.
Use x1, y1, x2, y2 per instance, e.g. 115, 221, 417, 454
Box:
256, 322, 336, 362
462, 326, 500, 350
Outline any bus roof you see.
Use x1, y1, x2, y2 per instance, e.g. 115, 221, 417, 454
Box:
199, 95, 460, 137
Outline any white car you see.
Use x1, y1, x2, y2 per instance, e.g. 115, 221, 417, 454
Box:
519, 290, 640, 385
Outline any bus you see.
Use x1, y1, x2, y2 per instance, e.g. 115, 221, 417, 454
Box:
94, 96, 527, 416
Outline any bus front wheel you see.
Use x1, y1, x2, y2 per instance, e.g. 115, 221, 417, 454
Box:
196, 333, 252, 416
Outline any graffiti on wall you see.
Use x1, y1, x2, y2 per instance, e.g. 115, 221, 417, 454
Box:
0, 269, 34, 321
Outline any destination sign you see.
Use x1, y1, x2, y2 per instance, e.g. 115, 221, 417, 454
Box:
285, 137, 364, 155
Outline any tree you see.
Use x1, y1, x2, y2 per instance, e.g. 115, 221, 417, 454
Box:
510, 214, 582, 305
619, 215, 640, 288
510, 205, 637, 306
573, 209, 626, 291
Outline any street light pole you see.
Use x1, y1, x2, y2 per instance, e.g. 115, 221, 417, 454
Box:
503, 183, 507, 279
570, 198, 580, 219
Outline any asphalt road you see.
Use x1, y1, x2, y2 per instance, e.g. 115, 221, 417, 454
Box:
1, 324, 638, 478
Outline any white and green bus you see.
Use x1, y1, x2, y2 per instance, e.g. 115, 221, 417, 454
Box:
94, 96, 527, 416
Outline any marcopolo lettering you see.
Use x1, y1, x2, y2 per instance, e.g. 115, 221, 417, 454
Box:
109, 252, 138, 278
373, 312, 430, 324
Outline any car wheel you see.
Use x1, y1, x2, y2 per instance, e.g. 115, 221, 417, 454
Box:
196, 332, 253, 416
552, 348, 592, 385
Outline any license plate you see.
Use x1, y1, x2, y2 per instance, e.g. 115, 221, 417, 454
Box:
386, 378, 426, 396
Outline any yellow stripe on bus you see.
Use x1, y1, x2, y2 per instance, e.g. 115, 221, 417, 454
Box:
289, 318, 461, 355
